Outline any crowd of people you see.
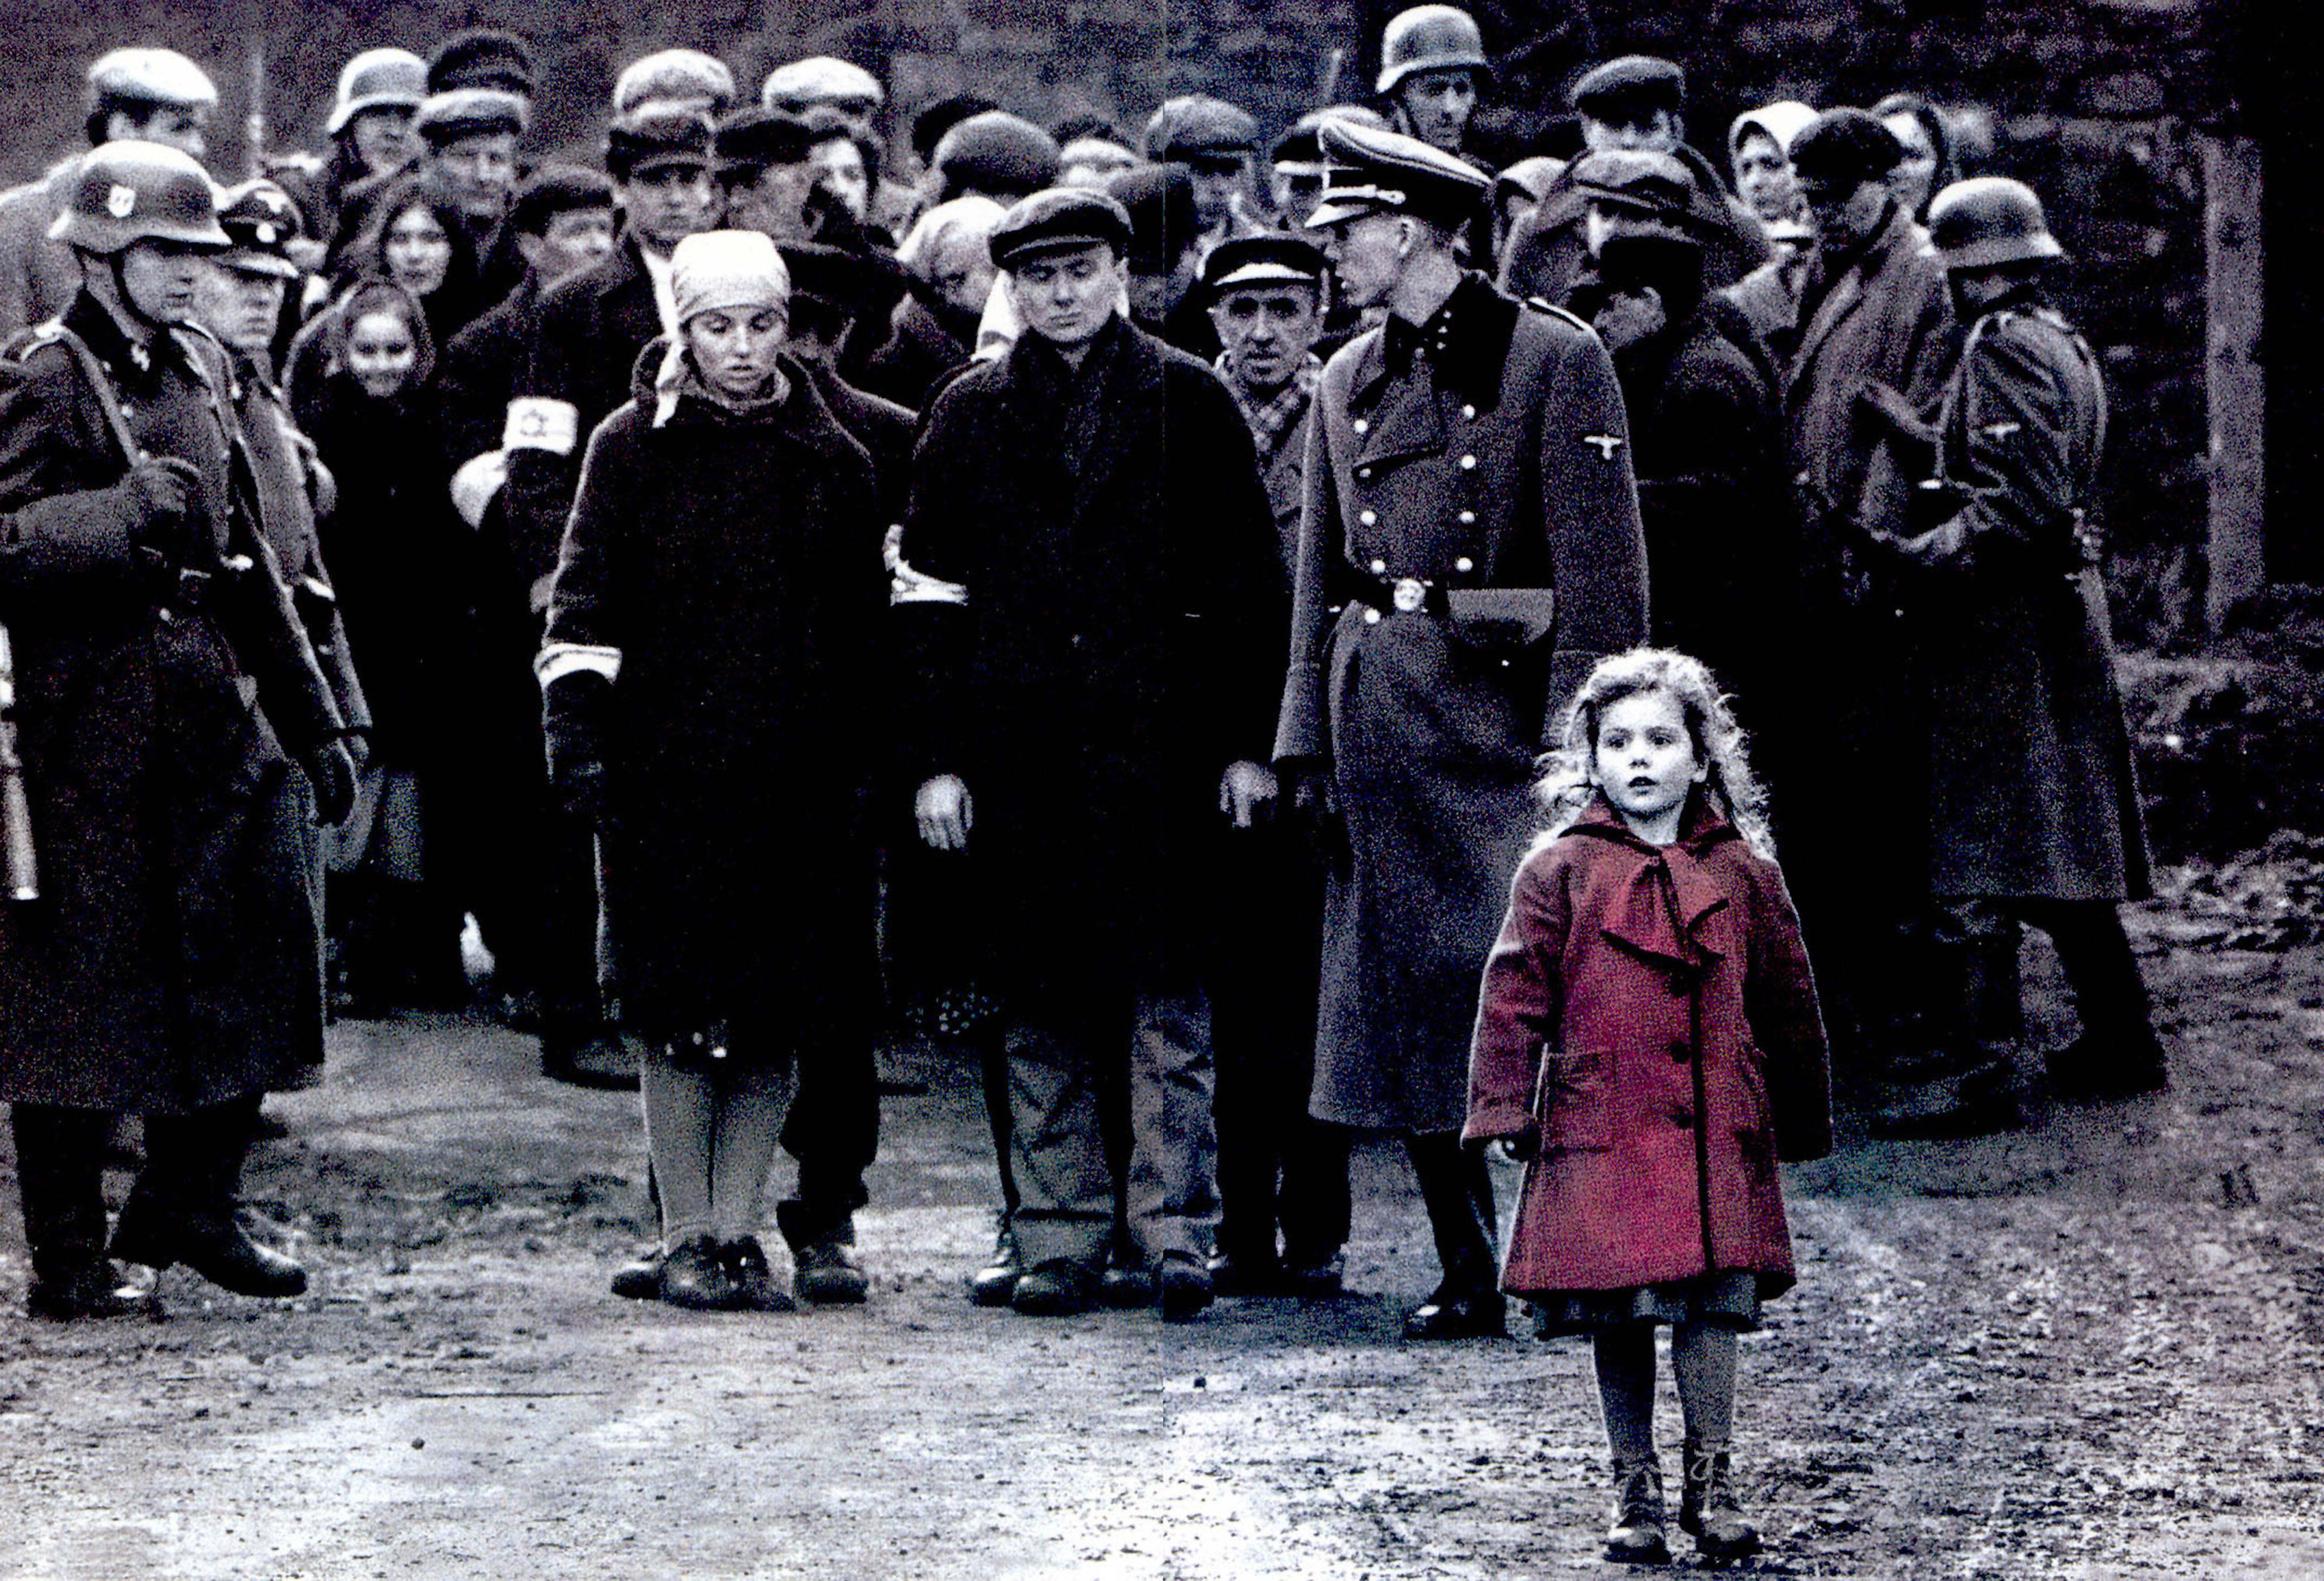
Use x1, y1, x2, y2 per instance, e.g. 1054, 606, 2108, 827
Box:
0, 12, 2169, 1563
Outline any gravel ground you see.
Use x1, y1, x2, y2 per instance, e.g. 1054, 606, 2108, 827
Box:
4, 875, 2323, 1579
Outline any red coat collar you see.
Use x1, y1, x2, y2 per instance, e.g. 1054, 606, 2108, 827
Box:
1567, 793, 1740, 967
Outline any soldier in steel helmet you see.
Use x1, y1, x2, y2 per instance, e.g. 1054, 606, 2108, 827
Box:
1376, 5, 1494, 165
0, 142, 356, 1319
1865, 177, 2166, 1118
1277, 118, 1646, 1340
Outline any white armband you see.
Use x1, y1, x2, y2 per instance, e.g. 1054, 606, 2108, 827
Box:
504, 397, 580, 455
535, 643, 623, 689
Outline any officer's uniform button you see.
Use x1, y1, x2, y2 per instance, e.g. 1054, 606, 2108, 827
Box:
1363, 608, 1381, 624
1459, 510, 1476, 524
1459, 454, 1476, 470
1671, 1106, 1695, 1128
1370, 558, 1386, 574
1352, 419, 1368, 435
1670, 1040, 1691, 1063
1455, 556, 1474, 573
1461, 403, 1476, 420
1360, 510, 1377, 526
1356, 466, 1372, 480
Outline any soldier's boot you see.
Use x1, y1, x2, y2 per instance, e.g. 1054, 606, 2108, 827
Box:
2039, 902, 2167, 1101
1678, 1439, 1760, 1560
1873, 906, 2021, 1139
1602, 1455, 1671, 1564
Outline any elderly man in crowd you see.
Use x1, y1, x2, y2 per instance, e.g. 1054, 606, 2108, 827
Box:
1277, 118, 1646, 1339
0, 48, 217, 336
897, 189, 1283, 1321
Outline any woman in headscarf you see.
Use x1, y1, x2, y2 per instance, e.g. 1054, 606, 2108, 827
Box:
538, 231, 886, 1311
1870, 92, 1959, 225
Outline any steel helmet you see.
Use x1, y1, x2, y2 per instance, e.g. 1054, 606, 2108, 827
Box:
1376, 5, 1491, 96
47, 140, 229, 255
325, 48, 428, 136
1926, 176, 2064, 270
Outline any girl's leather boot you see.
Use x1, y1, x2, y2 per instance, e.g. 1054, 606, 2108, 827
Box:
1679, 1438, 1760, 1559
1603, 1455, 1670, 1564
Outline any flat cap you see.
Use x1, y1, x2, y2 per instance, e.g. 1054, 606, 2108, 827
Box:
428, 29, 534, 97
932, 112, 1061, 202
761, 56, 883, 112
913, 94, 999, 163
614, 49, 736, 118
778, 240, 902, 321
509, 162, 616, 234
1493, 154, 1567, 208
1571, 55, 1685, 119
988, 187, 1133, 270
327, 49, 427, 136
86, 48, 216, 111
413, 88, 529, 146
1306, 115, 1489, 231
1058, 137, 1139, 185
713, 108, 812, 174
605, 108, 716, 180
1201, 234, 1327, 298
215, 178, 305, 279
1145, 94, 1259, 164
1569, 149, 1717, 244
1103, 163, 1198, 270
1728, 99, 1818, 161
1788, 108, 1906, 185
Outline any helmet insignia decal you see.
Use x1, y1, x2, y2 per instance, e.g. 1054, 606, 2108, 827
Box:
106, 184, 137, 219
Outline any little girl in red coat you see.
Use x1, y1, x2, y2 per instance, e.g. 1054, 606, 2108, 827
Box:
1465, 648, 1832, 1564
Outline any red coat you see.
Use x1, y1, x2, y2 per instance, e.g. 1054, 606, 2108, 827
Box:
1463, 798, 1832, 1300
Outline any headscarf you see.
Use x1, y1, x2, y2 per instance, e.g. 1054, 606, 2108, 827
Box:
654, 230, 793, 422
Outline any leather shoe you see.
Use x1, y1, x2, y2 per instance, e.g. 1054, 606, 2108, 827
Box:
720, 1236, 796, 1313
1206, 1249, 1282, 1297
658, 1233, 738, 1311
1010, 1258, 1098, 1316
968, 1220, 1020, 1307
793, 1238, 869, 1305
1100, 1261, 1157, 1309
1158, 1253, 1213, 1321
1402, 1283, 1505, 1340
1282, 1250, 1346, 1300
2046, 1031, 2168, 1103
25, 1262, 161, 1321
609, 1247, 663, 1299
113, 1216, 306, 1298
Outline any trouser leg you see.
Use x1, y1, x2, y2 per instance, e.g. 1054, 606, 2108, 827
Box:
639, 1045, 716, 1248
975, 1030, 1019, 1217
132, 1095, 262, 1235
1278, 1119, 1352, 1267
776, 1039, 878, 1252
9, 1104, 113, 1284
712, 1062, 796, 1244
1208, 971, 1280, 1266
1125, 987, 1219, 1265
1405, 1128, 1495, 1289
1004, 1010, 1117, 1271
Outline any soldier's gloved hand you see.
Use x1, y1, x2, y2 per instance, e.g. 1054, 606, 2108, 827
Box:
120, 457, 210, 565
304, 741, 358, 827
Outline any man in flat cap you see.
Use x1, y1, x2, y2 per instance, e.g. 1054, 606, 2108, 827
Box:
1499, 55, 1768, 306
1145, 95, 1268, 262
1775, 107, 1972, 1132
1198, 234, 1353, 1297
1277, 118, 1646, 1339
897, 188, 1284, 1321
614, 49, 736, 120
760, 57, 918, 234
1105, 163, 1211, 358
0, 48, 217, 336
324, 86, 528, 288
495, 109, 722, 1085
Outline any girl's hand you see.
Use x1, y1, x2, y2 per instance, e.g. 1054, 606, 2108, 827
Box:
916, 774, 973, 850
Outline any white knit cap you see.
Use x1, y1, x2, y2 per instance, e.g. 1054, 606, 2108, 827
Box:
669, 229, 791, 325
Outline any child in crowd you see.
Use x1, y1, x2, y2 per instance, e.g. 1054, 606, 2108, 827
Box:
1464, 648, 1832, 1563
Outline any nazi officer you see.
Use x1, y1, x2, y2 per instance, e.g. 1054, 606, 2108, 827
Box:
0, 143, 355, 1319
1275, 118, 1648, 1340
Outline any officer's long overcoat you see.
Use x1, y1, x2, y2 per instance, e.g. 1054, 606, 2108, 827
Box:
0, 296, 343, 1112
1463, 798, 1831, 1297
544, 354, 886, 1046
1908, 300, 2152, 903
1274, 274, 1648, 1132
897, 314, 1283, 1002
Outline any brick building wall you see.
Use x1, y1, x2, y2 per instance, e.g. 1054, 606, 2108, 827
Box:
4, 0, 2249, 638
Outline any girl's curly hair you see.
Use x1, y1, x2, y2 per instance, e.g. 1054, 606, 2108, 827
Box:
1533, 647, 1775, 858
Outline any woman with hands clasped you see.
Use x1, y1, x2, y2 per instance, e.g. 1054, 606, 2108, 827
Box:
1464, 649, 1832, 1564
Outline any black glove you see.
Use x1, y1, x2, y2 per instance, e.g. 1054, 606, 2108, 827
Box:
120, 457, 212, 568
304, 741, 358, 827
543, 671, 612, 823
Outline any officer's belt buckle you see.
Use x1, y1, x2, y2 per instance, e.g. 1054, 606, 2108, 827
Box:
1391, 576, 1428, 614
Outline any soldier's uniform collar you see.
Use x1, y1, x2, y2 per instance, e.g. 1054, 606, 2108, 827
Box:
63, 290, 187, 392
1378, 270, 1515, 410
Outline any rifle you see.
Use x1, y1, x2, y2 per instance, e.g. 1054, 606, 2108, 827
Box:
0, 623, 37, 901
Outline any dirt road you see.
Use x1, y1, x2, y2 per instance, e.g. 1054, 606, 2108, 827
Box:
5, 874, 2324, 1579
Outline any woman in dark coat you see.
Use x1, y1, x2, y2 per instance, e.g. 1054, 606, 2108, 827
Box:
286, 178, 489, 397
291, 280, 474, 1010
540, 231, 885, 1312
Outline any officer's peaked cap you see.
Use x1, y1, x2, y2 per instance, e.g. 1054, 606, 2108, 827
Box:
1306, 117, 1489, 231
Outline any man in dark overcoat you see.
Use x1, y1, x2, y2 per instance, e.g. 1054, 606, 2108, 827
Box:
1872, 178, 2165, 1107
1275, 119, 1648, 1339
898, 189, 1284, 1320
0, 143, 354, 1319
1200, 235, 1353, 1296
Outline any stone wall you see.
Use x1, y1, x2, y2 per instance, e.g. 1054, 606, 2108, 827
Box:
4, 0, 2243, 639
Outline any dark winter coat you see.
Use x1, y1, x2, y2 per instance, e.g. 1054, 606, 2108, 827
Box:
1274, 273, 1648, 1132
439, 271, 541, 472
543, 359, 885, 1046
0, 294, 344, 1112
1464, 798, 1831, 1299
1905, 298, 2152, 903
503, 237, 665, 597
860, 292, 974, 411
802, 358, 917, 534
896, 313, 1284, 1001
